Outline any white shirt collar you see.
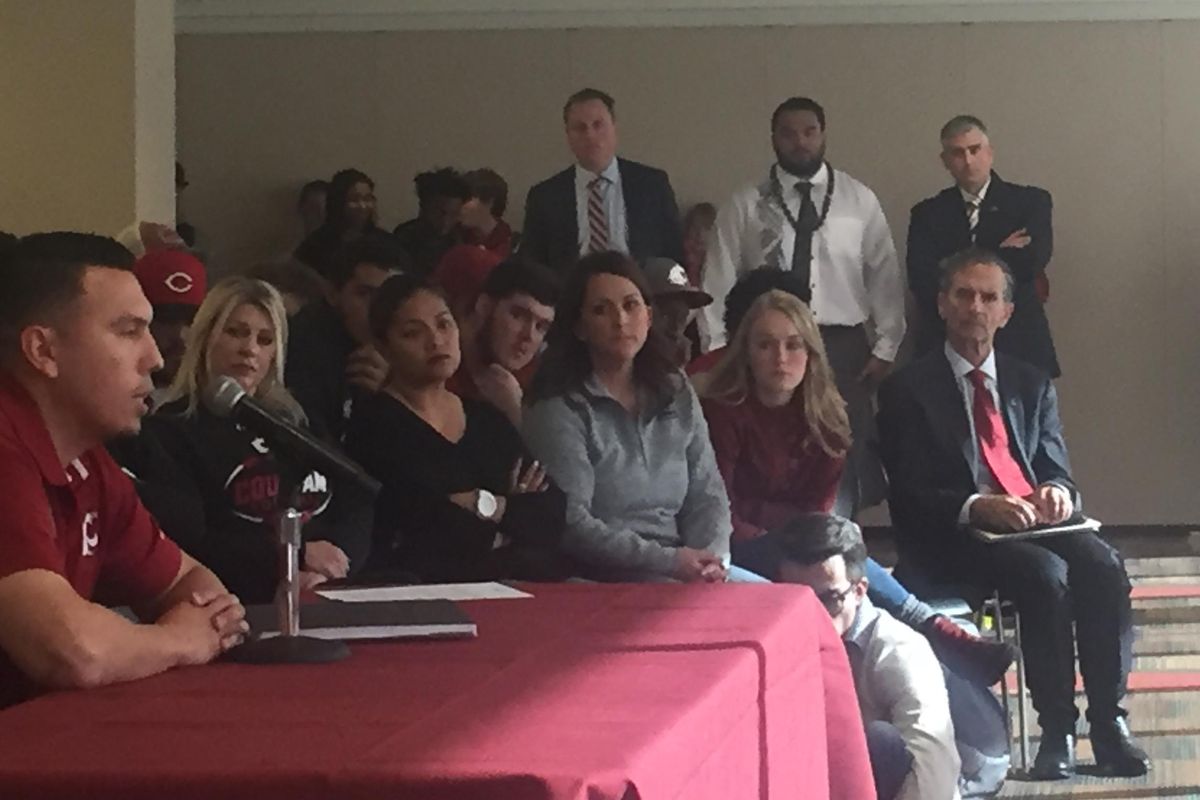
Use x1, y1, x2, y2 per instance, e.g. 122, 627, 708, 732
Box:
959, 176, 991, 206
575, 158, 621, 185
944, 340, 996, 383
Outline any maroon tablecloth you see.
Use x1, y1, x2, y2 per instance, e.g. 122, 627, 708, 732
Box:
0, 583, 873, 799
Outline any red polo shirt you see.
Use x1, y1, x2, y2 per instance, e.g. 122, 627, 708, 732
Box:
0, 372, 182, 707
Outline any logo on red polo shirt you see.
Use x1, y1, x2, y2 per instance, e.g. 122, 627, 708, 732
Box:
81, 511, 99, 557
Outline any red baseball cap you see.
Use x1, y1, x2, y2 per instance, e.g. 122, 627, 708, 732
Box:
133, 250, 207, 309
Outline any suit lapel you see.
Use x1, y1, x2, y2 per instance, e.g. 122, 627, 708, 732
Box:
995, 356, 1032, 473
618, 159, 641, 256
940, 188, 973, 245
918, 354, 975, 475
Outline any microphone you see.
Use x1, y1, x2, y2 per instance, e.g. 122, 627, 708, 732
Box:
201, 375, 381, 496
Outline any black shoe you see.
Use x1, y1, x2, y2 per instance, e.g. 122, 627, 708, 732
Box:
1030, 731, 1075, 780
1091, 718, 1151, 777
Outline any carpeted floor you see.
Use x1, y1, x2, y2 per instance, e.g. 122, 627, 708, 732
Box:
996, 547, 1200, 799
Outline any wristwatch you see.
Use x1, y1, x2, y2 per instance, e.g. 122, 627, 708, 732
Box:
475, 489, 499, 521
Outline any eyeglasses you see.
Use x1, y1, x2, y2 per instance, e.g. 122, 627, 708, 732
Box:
816, 583, 856, 613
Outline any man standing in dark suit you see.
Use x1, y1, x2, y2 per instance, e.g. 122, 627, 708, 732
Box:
520, 88, 683, 273
907, 116, 1061, 377
877, 248, 1148, 781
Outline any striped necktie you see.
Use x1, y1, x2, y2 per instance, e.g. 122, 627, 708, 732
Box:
965, 197, 981, 240
587, 176, 610, 253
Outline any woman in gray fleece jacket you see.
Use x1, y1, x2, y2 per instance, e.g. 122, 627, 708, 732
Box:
524, 252, 750, 583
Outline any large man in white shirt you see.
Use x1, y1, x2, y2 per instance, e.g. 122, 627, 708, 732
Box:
776, 513, 960, 800
701, 97, 905, 512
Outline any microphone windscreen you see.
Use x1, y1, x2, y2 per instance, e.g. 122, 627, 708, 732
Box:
201, 375, 247, 419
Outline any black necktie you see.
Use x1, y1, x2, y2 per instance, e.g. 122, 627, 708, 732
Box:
791, 181, 818, 294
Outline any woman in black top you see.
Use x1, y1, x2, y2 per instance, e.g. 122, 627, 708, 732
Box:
294, 168, 388, 275
131, 277, 372, 603
345, 273, 566, 582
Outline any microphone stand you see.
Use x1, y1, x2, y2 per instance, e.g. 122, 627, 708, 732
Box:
227, 478, 350, 664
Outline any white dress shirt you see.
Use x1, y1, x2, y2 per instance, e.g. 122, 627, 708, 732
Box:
699, 162, 906, 359
845, 597, 962, 800
574, 159, 628, 256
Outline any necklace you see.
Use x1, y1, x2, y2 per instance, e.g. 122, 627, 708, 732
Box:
771, 163, 835, 234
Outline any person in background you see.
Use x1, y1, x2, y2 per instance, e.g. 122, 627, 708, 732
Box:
681, 201, 717, 286
244, 259, 327, 317
642, 256, 712, 368
521, 88, 684, 272
287, 235, 408, 442
132, 249, 208, 408
446, 258, 559, 426
776, 514, 961, 800
297, 179, 329, 240
393, 167, 470, 277
132, 277, 372, 604
907, 115, 1060, 377
432, 242, 503, 321
523, 252, 746, 583
0, 232, 246, 709
687, 266, 811, 376
695, 289, 1015, 687
345, 274, 566, 583
460, 168, 513, 258
701, 96, 904, 516
295, 168, 386, 275
175, 161, 198, 250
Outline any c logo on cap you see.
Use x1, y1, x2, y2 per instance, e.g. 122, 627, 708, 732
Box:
164, 271, 195, 294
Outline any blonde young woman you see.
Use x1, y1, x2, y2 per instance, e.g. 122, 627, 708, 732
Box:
124, 277, 372, 603
696, 290, 1015, 687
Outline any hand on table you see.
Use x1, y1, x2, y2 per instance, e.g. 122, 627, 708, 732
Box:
304, 540, 350, 579
674, 547, 727, 583
159, 590, 248, 662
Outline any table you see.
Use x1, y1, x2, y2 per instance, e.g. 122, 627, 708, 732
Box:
0, 583, 873, 799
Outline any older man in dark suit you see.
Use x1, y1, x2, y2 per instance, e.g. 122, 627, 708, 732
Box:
877, 248, 1148, 781
907, 115, 1060, 377
520, 88, 683, 273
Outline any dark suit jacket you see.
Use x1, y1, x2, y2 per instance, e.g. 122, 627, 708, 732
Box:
907, 172, 1060, 377
520, 157, 684, 272
877, 349, 1079, 570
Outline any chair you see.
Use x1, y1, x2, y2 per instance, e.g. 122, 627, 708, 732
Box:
892, 561, 1031, 774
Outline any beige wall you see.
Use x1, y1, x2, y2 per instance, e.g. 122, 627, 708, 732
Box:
176, 21, 1200, 525
0, 0, 174, 236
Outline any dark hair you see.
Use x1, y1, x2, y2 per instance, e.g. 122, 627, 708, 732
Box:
367, 272, 446, 345
563, 88, 616, 123
414, 167, 470, 208
0, 232, 135, 355
938, 247, 1014, 303
529, 251, 680, 407
682, 202, 717, 233
773, 513, 867, 582
481, 257, 560, 308
244, 259, 328, 311
297, 179, 329, 209
324, 168, 376, 231
463, 168, 509, 218
723, 267, 811, 338
940, 114, 988, 142
771, 97, 826, 132
327, 234, 411, 288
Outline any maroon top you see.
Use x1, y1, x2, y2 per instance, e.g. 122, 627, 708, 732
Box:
701, 394, 844, 541
0, 373, 182, 707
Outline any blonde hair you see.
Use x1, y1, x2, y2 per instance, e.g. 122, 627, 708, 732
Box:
159, 276, 305, 424
695, 290, 849, 458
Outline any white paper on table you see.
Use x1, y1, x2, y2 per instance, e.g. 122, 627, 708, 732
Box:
317, 582, 533, 603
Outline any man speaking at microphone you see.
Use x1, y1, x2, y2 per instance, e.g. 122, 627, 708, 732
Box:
0, 232, 247, 709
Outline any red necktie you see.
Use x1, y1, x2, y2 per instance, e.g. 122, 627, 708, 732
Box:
968, 369, 1034, 496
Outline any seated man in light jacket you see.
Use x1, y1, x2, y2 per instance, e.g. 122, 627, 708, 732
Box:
775, 513, 961, 800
